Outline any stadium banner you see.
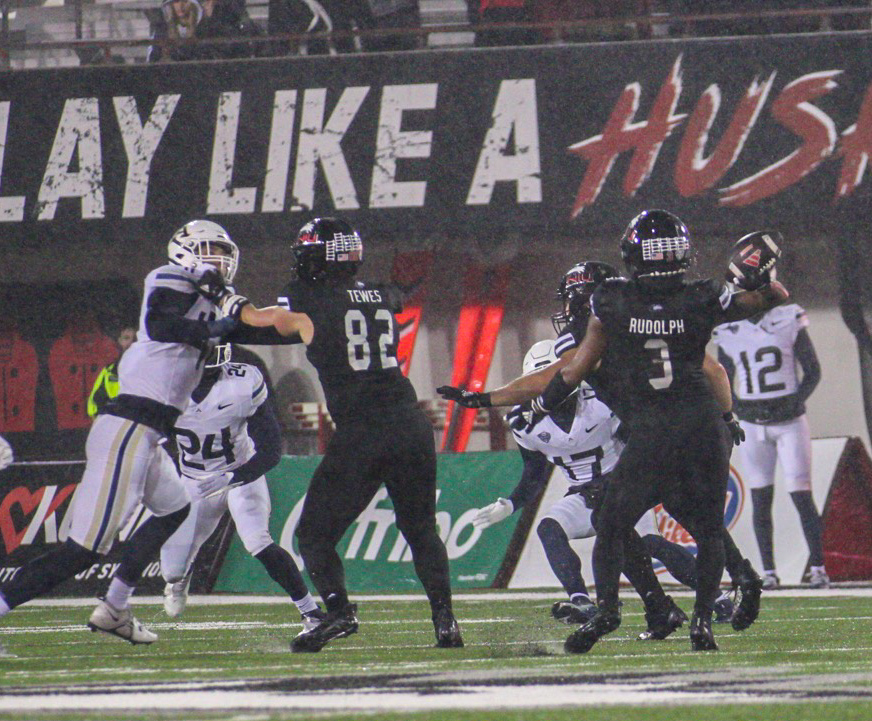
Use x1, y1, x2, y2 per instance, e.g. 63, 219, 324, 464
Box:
0, 460, 230, 596
213, 451, 523, 593
509, 437, 854, 589
0, 33, 869, 251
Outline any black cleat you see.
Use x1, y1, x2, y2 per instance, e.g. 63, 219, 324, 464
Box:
731, 559, 763, 631
638, 596, 688, 641
564, 605, 622, 654
551, 599, 598, 625
713, 590, 734, 624
291, 603, 358, 653
433, 608, 464, 648
690, 610, 718, 651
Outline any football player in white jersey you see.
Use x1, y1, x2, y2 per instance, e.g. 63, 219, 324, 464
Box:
713, 263, 826, 589
160, 344, 322, 629
0, 220, 310, 646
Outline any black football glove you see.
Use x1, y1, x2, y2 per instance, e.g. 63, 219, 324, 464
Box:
196, 268, 228, 301
723, 411, 745, 446
437, 386, 492, 408
505, 405, 535, 434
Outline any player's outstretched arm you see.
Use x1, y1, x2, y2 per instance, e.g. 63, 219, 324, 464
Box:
237, 305, 314, 344
437, 351, 574, 409
531, 316, 607, 415
703, 353, 745, 445
724, 281, 789, 323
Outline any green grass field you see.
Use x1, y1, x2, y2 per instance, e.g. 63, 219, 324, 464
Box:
1, 591, 871, 720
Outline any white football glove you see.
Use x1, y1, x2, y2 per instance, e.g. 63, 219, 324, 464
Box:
0, 436, 13, 471
473, 498, 513, 529
218, 291, 250, 320
190, 471, 239, 501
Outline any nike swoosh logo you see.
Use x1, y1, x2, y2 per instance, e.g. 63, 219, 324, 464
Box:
217, 403, 233, 409
585, 424, 599, 433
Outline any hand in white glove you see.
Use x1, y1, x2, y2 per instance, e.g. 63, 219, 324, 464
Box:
218, 291, 250, 320
473, 497, 513, 529
191, 471, 238, 501
0, 436, 13, 471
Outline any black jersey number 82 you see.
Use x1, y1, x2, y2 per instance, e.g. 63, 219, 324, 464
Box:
344, 309, 399, 372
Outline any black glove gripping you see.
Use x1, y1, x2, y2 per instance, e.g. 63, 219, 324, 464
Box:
436, 386, 492, 408
723, 411, 745, 446
197, 268, 227, 301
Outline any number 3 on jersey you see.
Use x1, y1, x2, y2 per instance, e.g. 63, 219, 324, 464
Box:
644, 338, 674, 389
345, 309, 399, 371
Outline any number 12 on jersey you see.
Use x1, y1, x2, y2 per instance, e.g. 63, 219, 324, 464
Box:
345, 309, 399, 372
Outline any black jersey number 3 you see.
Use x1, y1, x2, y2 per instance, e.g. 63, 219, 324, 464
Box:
345, 309, 399, 372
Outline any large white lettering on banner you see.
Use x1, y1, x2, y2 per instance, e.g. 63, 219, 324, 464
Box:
508, 437, 848, 589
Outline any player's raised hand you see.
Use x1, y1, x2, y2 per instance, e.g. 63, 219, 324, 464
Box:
437, 386, 492, 408
195, 267, 227, 300
473, 498, 514, 529
191, 471, 239, 501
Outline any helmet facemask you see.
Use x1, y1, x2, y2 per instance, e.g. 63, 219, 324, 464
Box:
621, 210, 691, 292
293, 218, 363, 282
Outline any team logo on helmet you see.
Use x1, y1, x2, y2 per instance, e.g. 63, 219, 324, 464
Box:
649, 466, 745, 573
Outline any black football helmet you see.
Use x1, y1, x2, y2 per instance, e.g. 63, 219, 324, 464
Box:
621, 209, 691, 291
551, 261, 619, 334
292, 217, 363, 282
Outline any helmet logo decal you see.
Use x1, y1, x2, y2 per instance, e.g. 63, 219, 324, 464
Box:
740, 245, 762, 268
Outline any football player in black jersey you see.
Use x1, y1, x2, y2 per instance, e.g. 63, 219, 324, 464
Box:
276, 217, 462, 653
529, 210, 786, 652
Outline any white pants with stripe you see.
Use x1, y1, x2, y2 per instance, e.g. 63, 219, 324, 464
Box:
67, 415, 190, 555
737, 414, 813, 492
160, 476, 273, 583
543, 492, 596, 540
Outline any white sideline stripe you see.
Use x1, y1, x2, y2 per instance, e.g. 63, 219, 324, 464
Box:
18, 587, 872, 607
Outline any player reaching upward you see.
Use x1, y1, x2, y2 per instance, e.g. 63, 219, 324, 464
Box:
276, 217, 462, 653
161, 344, 322, 631
713, 240, 827, 589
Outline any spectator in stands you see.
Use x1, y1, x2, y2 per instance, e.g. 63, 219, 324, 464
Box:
196, 0, 264, 58
267, 0, 336, 55
86, 325, 137, 420
467, 0, 536, 47
148, 0, 203, 62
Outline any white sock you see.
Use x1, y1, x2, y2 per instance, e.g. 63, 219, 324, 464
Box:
0, 594, 10, 618
811, 565, 827, 574
570, 593, 591, 605
294, 593, 318, 615
105, 578, 135, 610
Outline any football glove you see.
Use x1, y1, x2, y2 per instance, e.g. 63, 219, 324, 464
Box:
506, 405, 535, 434
473, 498, 514, 529
218, 291, 250, 320
0, 436, 13, 471
437, 386, 492, 408
190, 471, 240, 501
723, 412, 745, 446
195, 267, 228, 301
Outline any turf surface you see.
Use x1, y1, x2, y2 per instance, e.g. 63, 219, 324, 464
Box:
0, 592, 870, 720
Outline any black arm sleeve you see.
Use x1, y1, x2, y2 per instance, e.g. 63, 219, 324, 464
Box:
226, 324, 303, 345
231, 401, 283, 486
145, 287, 211, 346
508, 446, 552, 510
794, 328, 821, 404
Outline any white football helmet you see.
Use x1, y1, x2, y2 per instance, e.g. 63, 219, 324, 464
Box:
168, 220, 239, 282
522, 339, 558, 376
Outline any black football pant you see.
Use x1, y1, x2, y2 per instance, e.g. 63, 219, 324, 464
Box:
296, 408, 453, 616
592, 403, 731, 616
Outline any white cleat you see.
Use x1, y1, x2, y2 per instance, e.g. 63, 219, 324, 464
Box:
88, 598, 157, 645
809, 567, 831, 589
163, 573, 192, 618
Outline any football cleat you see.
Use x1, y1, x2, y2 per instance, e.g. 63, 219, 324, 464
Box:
88, 598, 157, 645
564, 604, 622, 654
163, 572, 192, 618
690, 611, 718, 651
809, 567, 830, 589
762, 571, 780, 590
291, 603, 358, 653
433, 607, 464, 648
551, 598, 598, 625
301, 607, 327, 632
732, 560, 764, 632
638, 596, 687, 641
713, 590, 735, 624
